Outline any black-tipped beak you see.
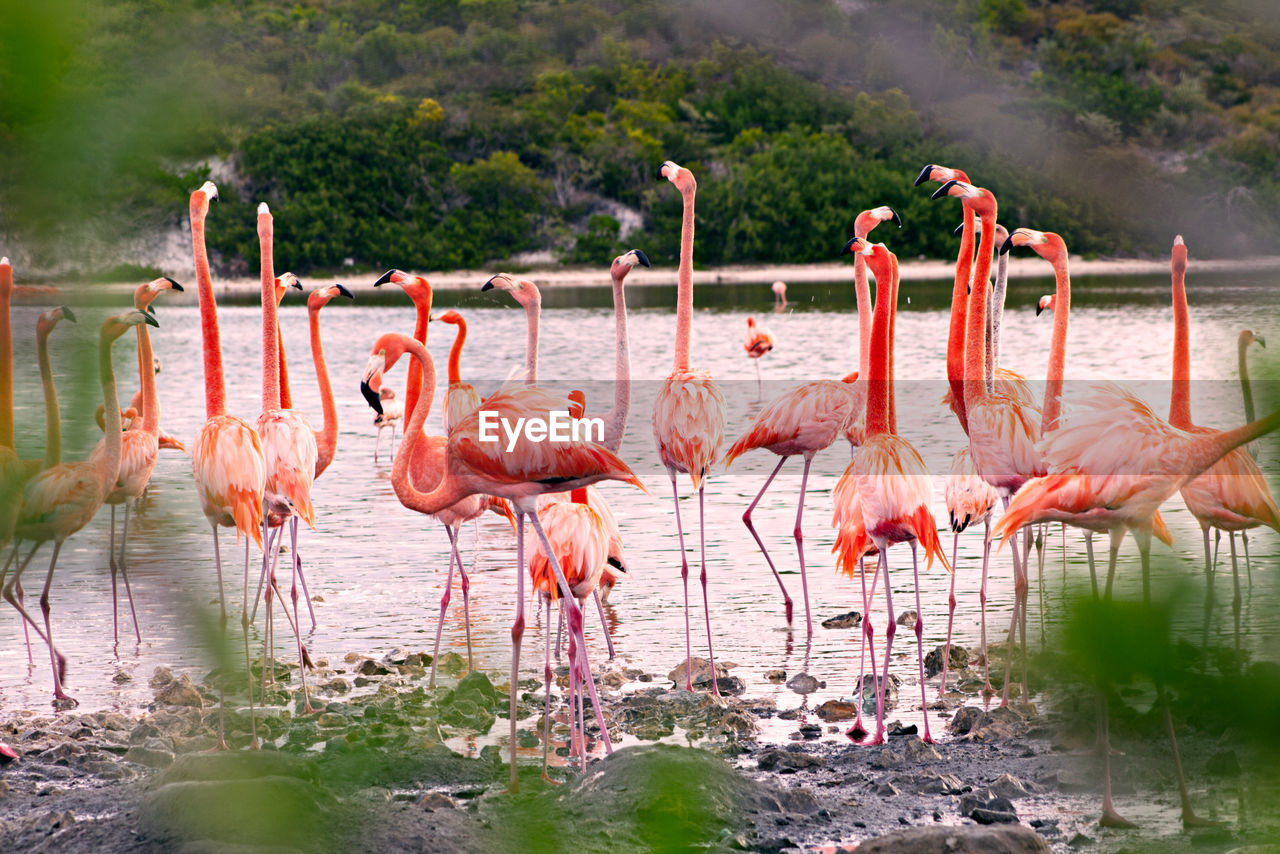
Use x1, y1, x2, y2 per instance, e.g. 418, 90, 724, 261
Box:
289, 278, 303, 291
633, 249, 651, 268
62, 306, 77, 323
481, 277, 497, 291
1035, 304, 1045, 317
931, 180, 959, 201
360, 379, 383, 415
953, 223, 964, 236
606, 556, 630, 575
335, 283, 354, 299
889, 208, 902, 228
164, 276, 183, 292
1259, 336, 1267, 349
913, 165, 935, 187
374, 270, 396, 287
999, 235, 1015, 256
142, 311, 159, 328
841, 237, 859, 256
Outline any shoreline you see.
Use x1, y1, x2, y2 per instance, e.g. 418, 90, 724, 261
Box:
34, 253, 1280, 302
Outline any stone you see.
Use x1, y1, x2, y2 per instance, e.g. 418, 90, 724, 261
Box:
714, 676, 747, 696
821, 610, 861, 629
815, 700, 859, 721
971, 808, 1020, 825
756, 750, 825, 772
896, 610, 919, 629
857, 826, 1050, 854
154, 675, 204, 708
140, 777, 333, 848
924, 644, 969, 677
990, 773, 1031, 799
668, 657, 729, 687
785, 673, 823, 695
124, 745, 175, 768
763, 669, 786, 683
149, 667, 175, 689
419, 792, 455, 811
356, 659, 390, 676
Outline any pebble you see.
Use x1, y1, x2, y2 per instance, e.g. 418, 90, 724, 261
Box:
419, 792, 455, 811
815, 700, 858, 721
896, 610, 918, 629
763, 669, 786, 683
785, 673, 823, 695
821, 611, 861, 629
756, 749, 825, 772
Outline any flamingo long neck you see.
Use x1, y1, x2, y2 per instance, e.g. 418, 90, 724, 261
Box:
448, 316, 466, 385
1185, 408, 1280, 477
865, 249, 896, 438
191, 202, 227, 419
964, 206, 996, 411
98, 333, 125, 491
987, 246, 1009, 393
137, 318, 160, 437
1168, 255, 1193, 429
390, 340, 469, 515
854, 252, 873, 378
674, 183, 696, 373
524, 290, 541, 385
310, 301, 338, 477
37, 327, 61, 468
405, 289, 432, 420
602, 268, 631, 453
278, 326, 292, 410
1040, 253, 1071, 434
887, 251, 899, 434
0, 264, 13, 449
259, 210, 281, 412
1239, 337, 1257, 424
947, 206, 976, 432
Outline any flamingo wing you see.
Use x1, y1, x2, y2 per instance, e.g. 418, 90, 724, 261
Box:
652, 369, 726, 490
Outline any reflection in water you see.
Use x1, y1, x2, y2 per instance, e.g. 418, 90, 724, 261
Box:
0, 273, 1276, 752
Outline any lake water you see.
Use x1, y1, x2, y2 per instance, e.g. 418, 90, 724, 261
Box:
1, 268, 1277, 752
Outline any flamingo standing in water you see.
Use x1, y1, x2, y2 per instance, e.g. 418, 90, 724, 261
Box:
731, 206, 897, 637
1166, 238, 1278, 605
939, 446, 998, 695
187, 181, 268, 748
743, 316, 775, 398
94, 276, 183, 645
253, 205, 320, 713
2, 310, 158, 707
771, 280, 787, 311
652, 160, 727, 693
368, 331, 645, 789
832, 237, 949, 744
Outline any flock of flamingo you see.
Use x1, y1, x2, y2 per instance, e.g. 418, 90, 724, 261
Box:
0, 159, 1276, 828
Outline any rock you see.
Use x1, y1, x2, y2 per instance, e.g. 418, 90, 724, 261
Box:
356, 659, 390, 676
799, 723, 821, 740
924, 644, 969, 677
821, 610, 861, 629
990, 773, 1031, 799
971, 808, 1020, 825
154, 675, 204, 708
141, 777, 333, 848
714, 676, 747, 696
815, 700, 859, 721
668, 657, 729, 687
870, 748, 906, 770
896, 610, 918, 629
785, 673, 823, 695
763, 669, 786, 683
756, 750, 825, 772
899, 738, 942, 762
435, 651, 467, 676
418, 791, 455, 810
439, 672, 499, 732
1206, 750, 1241, 777
857, 826, 1050, 853
950, 706, 1028, 742
149, 667, 175, 689
899, 771, 966, 795
858, 673, 900, 712
602, 671, 630, 689
320, 678, 351, 695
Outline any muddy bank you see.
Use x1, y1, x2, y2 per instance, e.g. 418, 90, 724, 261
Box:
1, 648, 1276, 853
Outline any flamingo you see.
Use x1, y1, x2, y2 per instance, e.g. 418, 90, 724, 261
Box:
1037, 295, 1055, 316
93, 276, 183, 645
368, 331, 645, 789
1166, 237, 1278, 605
369, 269, 433, 462
940, 446, 998, 695
528, 485, 610, 778
771, 280, 787, 311
652, 160, 727, 693
187, 181, 268, 748
832, 237, 949, 744
932, 180, 1044, 701
2, 310, 158, 706
1239, 330, 1263, 427
253, 205, 319, 713
309, 282, 354, 478
743, 316, 775, 398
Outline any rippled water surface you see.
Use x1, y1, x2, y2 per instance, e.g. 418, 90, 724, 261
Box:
1, 269, 1278, 751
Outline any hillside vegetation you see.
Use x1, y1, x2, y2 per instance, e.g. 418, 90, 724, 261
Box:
2, 0, 1278, 275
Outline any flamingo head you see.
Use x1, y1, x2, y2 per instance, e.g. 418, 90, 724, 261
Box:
273, 272, 302, 306
435, 309, 465, 328
374, 269, 432, 307
842, 237, 894, 282
611, 248, 650, 283
1000, 228, 1067, 263
134, 276, 183, 311
1241, 329, 1265, 350
660, 160, 696, 194
746, 316, 757, 330
482, 272, 541, 308
933, 180, 996, 218
256, 201, 271, 236
914, 164, 970, 186
36, 305, 76, 338
1172, 234, 1188, 276
603, 554, 630, 590
307, 282, 353, 312
854, 206, 902, 238
102, 309, 158, 344
189, 181, 218, 221
1036, 294, 1055, 317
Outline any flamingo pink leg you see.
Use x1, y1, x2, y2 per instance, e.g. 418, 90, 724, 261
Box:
3, 543, 47, 664
979, 521, 994, 698
593, 588, 615, 660
872, 550, 895, 746
430, 528, 461, 689
909, 542, 933, 742
38, 541, 77, 705
508, 511, 527, 791
669, 473, 694, 691
240, 538, 259, 749
117, 503, 142, 644
698, 484, 720, 697
541, 595, 556, 782
457, 544, 473, 670
847, 555, 874, 741
793, 456, 814, 637
741, 456, 794, 625
940, 532, 959, 698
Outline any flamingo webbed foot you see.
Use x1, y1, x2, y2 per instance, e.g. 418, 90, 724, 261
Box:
1099, 806, 1137, 829
1181, 812, 1223, 829
52, 693, 78, 710
846, 721, 868, 741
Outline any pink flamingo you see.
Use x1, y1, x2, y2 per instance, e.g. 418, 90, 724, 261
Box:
940, 446, 998, 695
832, 237, 949, 744
730, 206, 898, 636
653, 160, 727, 693
2, 310, 158, 707
1037, 295, 1055, 315
771, 280, 787, 311
369, 331, 645, 789
93, 276, 183, 645
187, 181, 268, 748
743, 316, 775, 397
1166, 237, 1279, 604
933, 181, 1044, 702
